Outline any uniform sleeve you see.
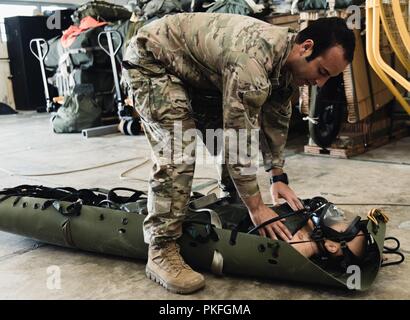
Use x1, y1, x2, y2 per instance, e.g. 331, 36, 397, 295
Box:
259, 86, 293, 171
222, 57, 271, 199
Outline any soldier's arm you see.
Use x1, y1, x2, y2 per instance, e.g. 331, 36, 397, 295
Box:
222, 58, 270, 199
260, 93, 304, 210
222, 59, 293, 240
259, 90, 293, 172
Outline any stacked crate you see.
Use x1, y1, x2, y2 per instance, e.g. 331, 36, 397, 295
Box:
300, 5, 409, 158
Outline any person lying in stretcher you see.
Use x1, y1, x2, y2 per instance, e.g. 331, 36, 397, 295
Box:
245, 198, 381, 271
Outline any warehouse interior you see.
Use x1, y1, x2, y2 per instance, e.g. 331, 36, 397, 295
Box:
0, 0, 409, 300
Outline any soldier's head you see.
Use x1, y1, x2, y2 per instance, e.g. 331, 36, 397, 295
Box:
323, 222, 367, 259
286, 17, 355, 87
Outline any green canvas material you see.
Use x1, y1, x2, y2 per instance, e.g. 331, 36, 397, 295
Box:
72, 0, 132, 25
206, 0, 253, 15
297, 0, 364, 10
0, 188, 386, 290
51, 84, 102, 133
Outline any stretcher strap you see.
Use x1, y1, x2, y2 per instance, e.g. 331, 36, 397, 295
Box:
62, 219, 76, 247
381, 237, 405, 267
211, 250, 224, 276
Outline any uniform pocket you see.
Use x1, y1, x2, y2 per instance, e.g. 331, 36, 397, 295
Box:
130, 77, 154, 121
277, 101, 292, 118
151, 74, 192, 122
122, 66, 154, 121
147, 194, 172, 215
268, 87, 294, 118
167, 74, 191, 111
239, 87, 269, 129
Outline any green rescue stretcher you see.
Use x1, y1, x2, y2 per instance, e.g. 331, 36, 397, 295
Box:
0, 185, 403, 291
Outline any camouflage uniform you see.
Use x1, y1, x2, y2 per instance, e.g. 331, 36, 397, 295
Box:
122, 13, 296, 245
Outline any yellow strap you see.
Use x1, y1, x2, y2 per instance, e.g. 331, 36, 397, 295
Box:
367, 208, 389, 225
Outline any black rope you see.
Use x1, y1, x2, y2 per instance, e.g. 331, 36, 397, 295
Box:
381, 237, 405, 267
247, 209, 307, 235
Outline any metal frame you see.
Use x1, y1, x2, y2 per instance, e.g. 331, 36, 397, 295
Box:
366, 0, 410, 115
82, 124, 119, 139
379, 1, 410, 71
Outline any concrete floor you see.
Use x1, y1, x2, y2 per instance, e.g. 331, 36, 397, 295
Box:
0, 111, 409, 300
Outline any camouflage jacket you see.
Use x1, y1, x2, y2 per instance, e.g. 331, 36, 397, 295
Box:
131, 13, 295, 198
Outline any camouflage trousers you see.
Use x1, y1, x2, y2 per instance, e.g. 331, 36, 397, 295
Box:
122, 66, 237, 246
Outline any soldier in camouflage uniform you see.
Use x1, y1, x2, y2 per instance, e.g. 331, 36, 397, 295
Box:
122, 13, 355, 293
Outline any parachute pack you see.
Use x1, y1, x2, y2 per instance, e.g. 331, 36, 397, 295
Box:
41, 1, 141, 133
0, 185, 404, 290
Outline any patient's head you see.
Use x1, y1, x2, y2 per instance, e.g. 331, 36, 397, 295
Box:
323, 222, 366, 259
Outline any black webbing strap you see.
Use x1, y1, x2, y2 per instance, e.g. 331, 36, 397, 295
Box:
247, 209, 306, 235
184, 222, 219, 244
381, 237, 405, 267
107, 187, 146, 204
52, 199, 83, 217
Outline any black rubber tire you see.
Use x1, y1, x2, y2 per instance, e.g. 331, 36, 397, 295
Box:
309, 74, 347, 149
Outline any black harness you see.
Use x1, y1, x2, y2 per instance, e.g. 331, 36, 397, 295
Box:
247, 197, 404, 270
0, 185, 146, 214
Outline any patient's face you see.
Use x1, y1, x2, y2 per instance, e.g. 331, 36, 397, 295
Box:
324, 222, 366, 258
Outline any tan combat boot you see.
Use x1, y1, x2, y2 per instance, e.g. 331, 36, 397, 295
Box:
146, 241, 205, 294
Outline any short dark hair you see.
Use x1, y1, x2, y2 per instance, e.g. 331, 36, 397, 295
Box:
295, 17, 356, 63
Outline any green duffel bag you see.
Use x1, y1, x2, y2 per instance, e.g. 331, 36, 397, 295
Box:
142, 0, 184, 19
45, 26, 111, 71
334, 0, 365, 8
63, 26, 111, 70
66, 73, 116, 117
297, 0, 364, 10
72, 0, 132, 25
44, 36, 64, 71
51, 84, 102, 133
71, 68, 114, 94
206, 0, 253, 15
44, 24, 122, 72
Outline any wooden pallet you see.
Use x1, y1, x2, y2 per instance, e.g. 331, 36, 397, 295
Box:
304, 126, 409, 159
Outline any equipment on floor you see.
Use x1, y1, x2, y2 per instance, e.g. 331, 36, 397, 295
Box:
28, 0, 136, 134
0, 103, 17, 115
72, 0, 132, 25
98, 30, 128, 120
297, 0, 364, 11
206, 0, 265, 15
0, 185, 403, 290
30, 1, 146, 136
308, 74, 346, 148
4, 14, 72, 110
30, 39, 54, 113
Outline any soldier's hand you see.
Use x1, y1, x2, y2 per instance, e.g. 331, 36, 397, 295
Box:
248, 204, 293, 241
271, 182, 304, 211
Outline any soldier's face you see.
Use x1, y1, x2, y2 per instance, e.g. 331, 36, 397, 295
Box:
323, 223, 366, 258
290, 42, 349, 88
